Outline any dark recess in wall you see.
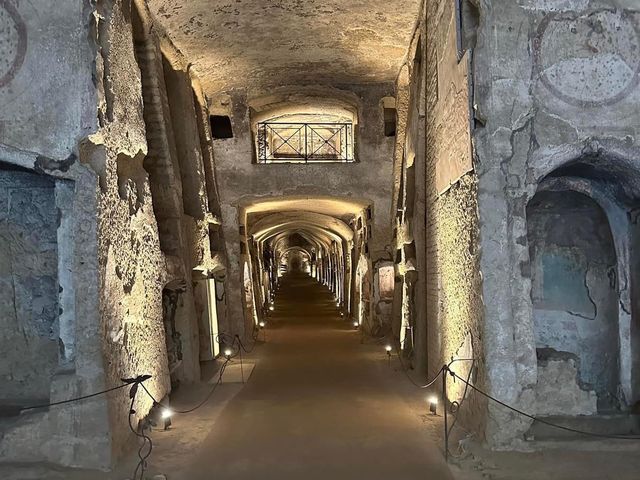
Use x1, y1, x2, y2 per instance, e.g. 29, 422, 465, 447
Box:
210, 115, 234, 139
384, 108, 397, 137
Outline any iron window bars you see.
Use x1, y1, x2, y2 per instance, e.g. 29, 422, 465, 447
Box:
256, 122, 354, 163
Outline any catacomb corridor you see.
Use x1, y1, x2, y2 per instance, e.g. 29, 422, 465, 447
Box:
1, 0, 640, 479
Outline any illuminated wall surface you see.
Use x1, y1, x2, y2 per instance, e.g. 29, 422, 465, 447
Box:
0, 0, 639, 469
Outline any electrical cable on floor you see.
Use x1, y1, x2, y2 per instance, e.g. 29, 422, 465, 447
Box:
132, 332, 262, 478
15, 374, 155, 480
127, 384, 153, 480
446, 367, 640, 441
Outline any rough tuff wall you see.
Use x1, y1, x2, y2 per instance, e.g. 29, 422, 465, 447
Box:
1, 0, 224, 468
390, 27, 428, 372
90, 0, 171, 462
424, 0, 486, 434
430, 176, 485, 413
0, 0, 95, 156
472, 0, 640, 446
210, 85, 395, 336
0, 171, 58, 403
0, 0, 114, 468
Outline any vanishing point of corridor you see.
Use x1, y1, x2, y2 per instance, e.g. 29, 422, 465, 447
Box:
183, 271, 453, 480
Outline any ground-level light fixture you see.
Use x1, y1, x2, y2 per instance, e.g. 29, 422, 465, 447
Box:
429, 396, 438, 415
259, 321, 266, 328
353, 321, 359, 328
161, 407, 173, 419
385, 344, 393, 366
224, 348, 233, 359
160, 407, 173, 430
269, 305, 275, 311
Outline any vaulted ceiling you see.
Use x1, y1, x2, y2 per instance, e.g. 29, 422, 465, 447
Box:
148, 0, 422, 95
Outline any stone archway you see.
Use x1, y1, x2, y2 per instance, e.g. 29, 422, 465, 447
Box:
527, 189, 620, 414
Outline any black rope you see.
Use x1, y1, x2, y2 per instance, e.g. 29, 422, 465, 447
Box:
18, 383, 131, 413
391, 342, 444, 389
446, 367, 640, 441
18, 375, 152, 413
140, 358, 231, 415
171, 358, 231, 414
234, 329, 260, 354
141, 333, 245, 416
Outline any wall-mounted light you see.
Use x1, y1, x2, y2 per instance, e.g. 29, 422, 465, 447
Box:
259, 321, 266, 328
269, 305, 275, 311
429, 396, 438, 415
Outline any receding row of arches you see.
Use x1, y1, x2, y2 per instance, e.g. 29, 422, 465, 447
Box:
236, 196, 374, 334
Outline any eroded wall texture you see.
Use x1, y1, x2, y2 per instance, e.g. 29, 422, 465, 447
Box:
528, 190, 619, 413
423, 0, 486, 435
473, 0, 640, 446
89, 0, 172, 461
0, 0, 227, 468
0, 170, 58, 404
0, 0, 112, 468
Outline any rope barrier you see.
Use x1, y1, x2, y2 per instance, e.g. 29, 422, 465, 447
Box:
391, 341, 445, 389
11, 327, 261, 480
18, 380, 139, 413
389, 351, 640, 461
445, 366, 640, 442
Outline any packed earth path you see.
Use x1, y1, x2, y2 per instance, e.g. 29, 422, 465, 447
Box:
178, 271, 454, 480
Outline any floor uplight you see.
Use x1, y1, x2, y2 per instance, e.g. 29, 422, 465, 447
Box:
429, 396, 438, 415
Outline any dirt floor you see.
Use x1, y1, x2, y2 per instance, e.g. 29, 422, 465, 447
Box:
154, 272, 453, 480
2, 272, 639, 479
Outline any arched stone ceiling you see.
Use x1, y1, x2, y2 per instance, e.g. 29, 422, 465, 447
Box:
272, 231, 327, 256
147, 0, 422, 94
250, 211, 354, 242
242, 195, 370, 222
257, 223, 345, 251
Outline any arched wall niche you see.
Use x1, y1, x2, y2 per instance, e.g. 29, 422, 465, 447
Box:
524, 144, 640, 415
248, 88, 361, 164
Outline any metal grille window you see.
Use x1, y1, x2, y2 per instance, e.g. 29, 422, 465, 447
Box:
256, 122, 354, 163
